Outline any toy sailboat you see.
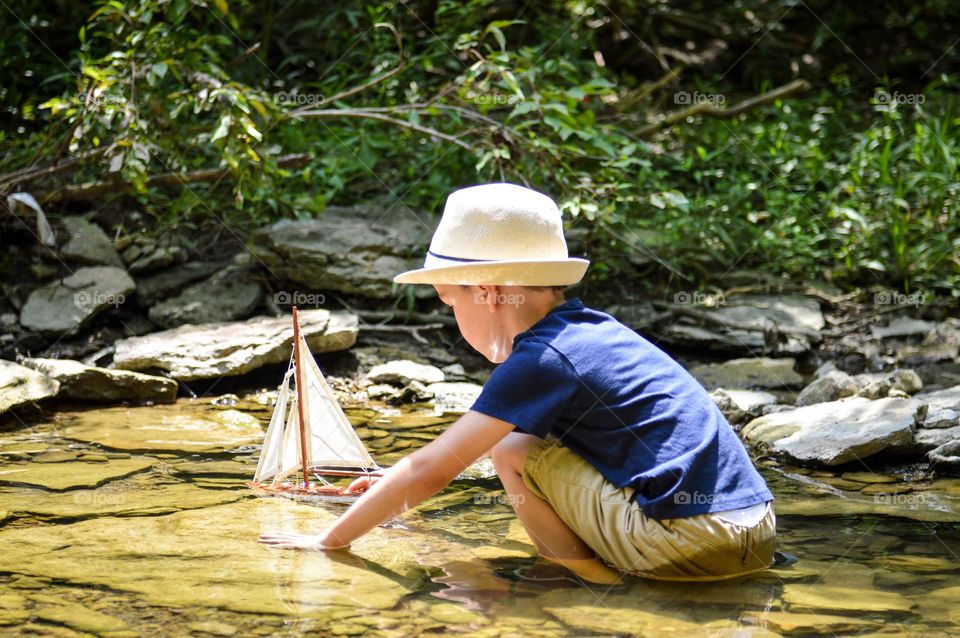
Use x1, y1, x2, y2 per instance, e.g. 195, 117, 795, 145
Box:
252, 307, 383, 497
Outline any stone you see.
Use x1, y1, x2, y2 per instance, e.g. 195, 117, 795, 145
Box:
59, 404, 263, 453
660, 294, 824, 355
19, 266, 136, 336
0, 360, 59, 415
854, 369, 924, 399
21, 358, 177, 404
782, 584, 915, 612
539, 588, 704, 636
0, 498, 412, 614
60, 216, 122, 267
914, 426, 960, 452
915, 384, 960, 429
147, 256, 263, 328
423, 382, 483, 414
742, 611, 880, 634
689, 357, 804, 390
795, 370, 858, 406
870, 316, 936, 340
740, 396, 922, 466
250, 206, 434, 299
122, 238, 187, 274
0, 456, 155, 490
368, 360, 445, 386
710, 388, 778, 426
136, 261, 223, 305
839, 471, 898, 484
113, 309, 357, 381
929, 440, 960, 474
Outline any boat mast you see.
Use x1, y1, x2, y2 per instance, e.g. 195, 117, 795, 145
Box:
291, 306, 311, 489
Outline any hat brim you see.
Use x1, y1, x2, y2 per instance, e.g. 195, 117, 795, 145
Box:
393, 258, 589, 286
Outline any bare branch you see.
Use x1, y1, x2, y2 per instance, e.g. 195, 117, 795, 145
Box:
291, 109, 473, 150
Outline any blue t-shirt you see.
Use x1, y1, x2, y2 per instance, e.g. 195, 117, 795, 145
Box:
469, 297, 773, 520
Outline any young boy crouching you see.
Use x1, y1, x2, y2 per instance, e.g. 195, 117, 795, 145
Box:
260, 183, 776, 584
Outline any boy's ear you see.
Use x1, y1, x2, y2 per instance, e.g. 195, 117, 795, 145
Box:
477, 284, 500, 312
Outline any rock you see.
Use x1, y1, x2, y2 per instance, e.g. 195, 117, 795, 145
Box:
368, 360, 445, 386
147, 256, 263, 328
782, 584, 915, 612
689, 357, 804, 391
660, 294, 824, 355
33, 600, 128, 634
59, 404, 263, 453
0, 360, 59, 415
812, 361, 836, 379
929, 440, 960, 474
896, 342, 959, 366
539, 588, 704, 636
915, 384, 960, 429
854, 368, 924, 399
60, 216, 122, 267
870, 316, 936, 340
0, 498, 413, 613
136, 261, 223, 305
366, 384, 401, 400
913, 426, 960, 453
795, 370, 858, 406
710, 388, 778, 426
741, 396, 923, 466
741, 611, 881, 634
122, 237, 187, 274
425, 382, 483, 414
113, 309, 357, 380
21, 358, 177, 404
19, 266, 136, 336
0, 456, 155, 490
249, 206, 434, 299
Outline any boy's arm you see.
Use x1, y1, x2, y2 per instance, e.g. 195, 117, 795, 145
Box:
258, 410, 515, 550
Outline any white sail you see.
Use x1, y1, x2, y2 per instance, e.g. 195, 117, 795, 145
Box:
252, 368, 293, 483
299, 334, 378, 470
276, 395, 304, 481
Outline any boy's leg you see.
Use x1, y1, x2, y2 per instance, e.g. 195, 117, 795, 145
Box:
491, 432, 620, 584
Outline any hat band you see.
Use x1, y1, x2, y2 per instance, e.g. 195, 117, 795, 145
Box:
425, 249, 491, 264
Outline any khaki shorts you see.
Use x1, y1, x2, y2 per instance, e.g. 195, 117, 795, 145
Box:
521, 436, 776, 581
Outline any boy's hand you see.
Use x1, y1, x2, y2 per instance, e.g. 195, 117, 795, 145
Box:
343, 475, 380, 495
258, 531, 348, 551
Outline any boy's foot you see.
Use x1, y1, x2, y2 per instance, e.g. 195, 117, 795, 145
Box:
511, 560, 631, 592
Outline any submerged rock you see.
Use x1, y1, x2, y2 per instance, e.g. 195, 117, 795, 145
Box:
113, 309, 357, 380
0, 360, 59, 415
0, 498, 413, 614
19, 266, 135, 336
60, 216, 122, 267
795, 370, 858, 406
741, 396, 923, 466
690, 357, 804, 391
249, 206, 433, 299
21, 357, 177, 404
0, 456, 155, 490
59, 404, 263, 453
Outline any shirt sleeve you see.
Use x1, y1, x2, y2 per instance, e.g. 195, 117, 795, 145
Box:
469, 340, 579, 438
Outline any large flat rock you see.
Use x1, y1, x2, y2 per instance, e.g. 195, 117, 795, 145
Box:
0, 498, 414, 615
0, 360, 59, 415
21, 357, 177, 404
0, 456, 156, 490
58, 403, 264, 453
19, 266, 135, 336
741, 396, 922, 465
689, 357, 804, 390
250, 206, 434, 299
112, 309, 358, 380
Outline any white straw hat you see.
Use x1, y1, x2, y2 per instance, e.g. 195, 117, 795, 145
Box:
393, 183, 589, 286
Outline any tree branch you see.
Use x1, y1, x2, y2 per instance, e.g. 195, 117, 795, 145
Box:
290, 109, 473, 150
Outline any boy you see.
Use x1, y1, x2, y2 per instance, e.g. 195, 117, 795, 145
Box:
260, 183, 776, 584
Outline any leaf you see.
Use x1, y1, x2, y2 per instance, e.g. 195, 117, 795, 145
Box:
6, 193, 55, 246
211, 114, 232, 142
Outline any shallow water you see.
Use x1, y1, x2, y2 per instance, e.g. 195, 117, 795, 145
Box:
0, 396, 958, 637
